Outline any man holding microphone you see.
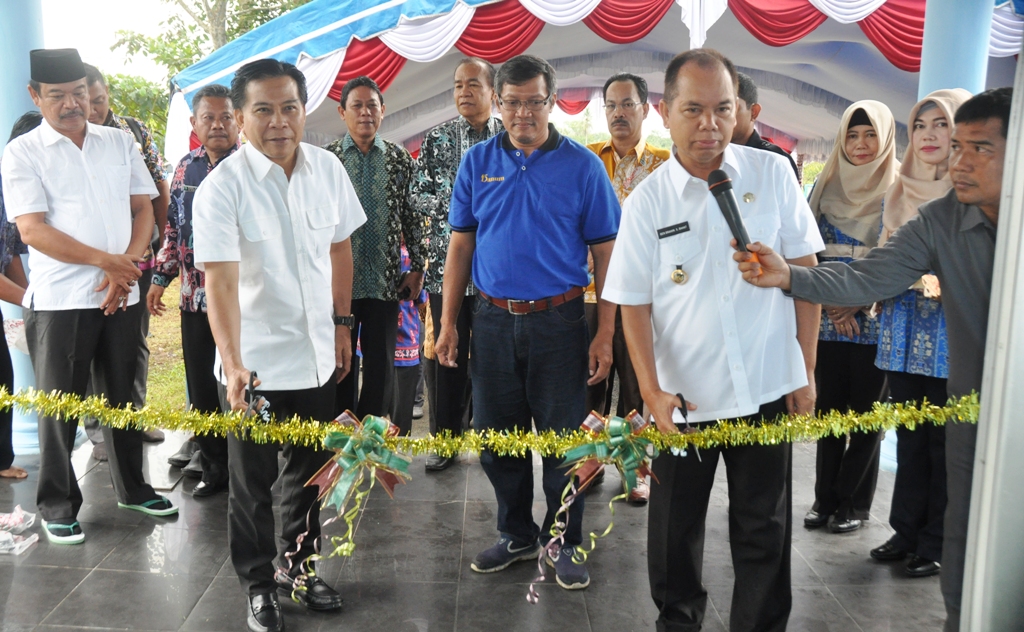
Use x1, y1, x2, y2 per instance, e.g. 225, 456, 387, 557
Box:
603, 49, 822, 631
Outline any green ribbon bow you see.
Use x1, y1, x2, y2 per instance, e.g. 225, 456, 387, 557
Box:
563, 413, 658, 493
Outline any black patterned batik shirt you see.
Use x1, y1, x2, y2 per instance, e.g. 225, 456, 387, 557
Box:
324, 134, 425, 302
412, 116, 502, 295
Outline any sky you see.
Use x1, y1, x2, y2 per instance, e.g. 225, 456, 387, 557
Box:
42, 0, 172, 82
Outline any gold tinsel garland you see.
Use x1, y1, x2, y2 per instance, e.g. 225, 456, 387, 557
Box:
0, 387, 979, 456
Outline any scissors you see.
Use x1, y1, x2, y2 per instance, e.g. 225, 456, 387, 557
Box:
671, 391, 701, 461
244, 371, 271, 422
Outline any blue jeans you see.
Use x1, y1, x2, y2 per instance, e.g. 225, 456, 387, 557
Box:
471, 295, 589, 547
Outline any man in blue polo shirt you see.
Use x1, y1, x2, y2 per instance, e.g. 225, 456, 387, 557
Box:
435, 54, 620, 591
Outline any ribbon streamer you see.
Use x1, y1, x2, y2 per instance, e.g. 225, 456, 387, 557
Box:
527, 410, 657, 603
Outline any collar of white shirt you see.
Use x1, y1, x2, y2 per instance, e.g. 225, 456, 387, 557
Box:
667, 143, 742, 198
242, 141, 311, 181
38, 119, 102, 146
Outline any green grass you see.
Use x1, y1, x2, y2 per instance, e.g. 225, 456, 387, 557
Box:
146, 277, 187, 411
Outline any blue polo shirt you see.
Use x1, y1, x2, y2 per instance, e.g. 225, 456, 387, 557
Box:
449, 125, 620, 300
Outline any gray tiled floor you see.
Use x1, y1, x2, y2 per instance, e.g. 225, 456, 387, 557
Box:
0, 435, 945, 631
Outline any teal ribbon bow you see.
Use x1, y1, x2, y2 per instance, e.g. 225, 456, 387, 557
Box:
562, 413, 658, 493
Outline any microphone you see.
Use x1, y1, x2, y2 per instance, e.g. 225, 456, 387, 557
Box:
707, 169, 760, 270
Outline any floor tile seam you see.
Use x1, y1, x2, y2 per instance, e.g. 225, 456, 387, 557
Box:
790, 542, 829, 587
452, 455, 473, 632
36, 565, 104, 628
705, 592, 727, 628
34, 626, 176, 632
174, 573, 219, 631
814, 580, 867, 632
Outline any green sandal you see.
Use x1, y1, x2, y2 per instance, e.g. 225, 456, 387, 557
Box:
118, 496, 178, 517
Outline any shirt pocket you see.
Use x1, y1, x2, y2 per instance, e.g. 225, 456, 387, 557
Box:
239, 214, 280, 243
745, 214, 781, 249
305, 205, 338, 260
657, 231, 702, 270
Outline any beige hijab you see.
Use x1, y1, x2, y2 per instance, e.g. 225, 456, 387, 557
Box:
880, 88, 972, 245
809, 100, 900, 247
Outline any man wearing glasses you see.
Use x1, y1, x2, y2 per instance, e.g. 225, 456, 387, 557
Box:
584, 74, 670, 505
435, 54, 620, 590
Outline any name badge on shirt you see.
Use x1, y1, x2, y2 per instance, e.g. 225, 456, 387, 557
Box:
657, 222, 690, 239
183, 185, 199, 193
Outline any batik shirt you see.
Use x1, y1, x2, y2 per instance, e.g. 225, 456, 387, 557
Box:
816, 214, 880, 345
324, 134, 424, 302
413, 116, 502, 295
153, 144, 239, 312
0, 171, 27, 275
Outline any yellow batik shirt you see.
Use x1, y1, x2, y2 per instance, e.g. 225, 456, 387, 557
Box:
584, 138, 670, 302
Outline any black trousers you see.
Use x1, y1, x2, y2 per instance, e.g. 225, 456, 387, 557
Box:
26, 303, 157, 520
812, 340, 886, 521
335, 298, 398, 418
224, 381, 335, 596
389, 364, 419, 436
941, 420, 976, 632
584, 304, 642, 417
0, 306, 14, 471
649, 397, 791, 632
428, 293, 473, 436
84, 269, 153, 444
885, 371, 947, 562
181, 310, 228, 484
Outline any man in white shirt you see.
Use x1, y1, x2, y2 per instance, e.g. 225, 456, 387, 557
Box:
1, 48, 177, 546
604, 49, 823, 632
193, 59, 365, 632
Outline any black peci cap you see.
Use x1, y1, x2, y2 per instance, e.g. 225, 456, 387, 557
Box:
30, 48, 86, 85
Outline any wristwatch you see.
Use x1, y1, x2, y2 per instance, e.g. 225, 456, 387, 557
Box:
333, 314, 355, 328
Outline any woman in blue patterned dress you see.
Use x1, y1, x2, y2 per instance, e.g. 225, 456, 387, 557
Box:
804, 101, 899, 534
868, 89, 971, 578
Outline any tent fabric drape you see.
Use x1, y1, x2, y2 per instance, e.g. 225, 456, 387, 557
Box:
556, 98, 589, 114
807, 0, 887, 24
454, 0, 546, 62
582, 0, 675, 43
378, 1, 476, 63
727, 0, 827, 47
857, 0, 925, 72
328, 37, 408, 101
991, 2, 1024, 57
520, 0, 604, 26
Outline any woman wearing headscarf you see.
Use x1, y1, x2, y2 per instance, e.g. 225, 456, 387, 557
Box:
869, 89, 970, 578
804, 100, 899, 534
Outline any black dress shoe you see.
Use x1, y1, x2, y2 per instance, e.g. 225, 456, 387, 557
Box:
425, 454, 455, 472
246, 593, 283, 632
277, 575, 343, 611
828, 517, 863, 533
181, 450, 204, 478
192, 478, 228, 498
905, 555, 941, 578
167, 440, 199, 468
870, 539, 908, 561
803, 510, 829, 529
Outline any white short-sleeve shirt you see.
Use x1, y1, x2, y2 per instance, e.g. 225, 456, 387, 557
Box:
193, 142, 366, 391
1, 120, 158, 310
604, 144, 824, 422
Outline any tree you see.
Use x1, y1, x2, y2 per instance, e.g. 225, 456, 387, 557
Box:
105, 74, 172, 155
556, 107, 610, 146
115, 0, 312, 79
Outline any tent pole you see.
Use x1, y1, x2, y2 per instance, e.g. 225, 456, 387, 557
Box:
918, 0, 994, 99
0, 0, 44, 155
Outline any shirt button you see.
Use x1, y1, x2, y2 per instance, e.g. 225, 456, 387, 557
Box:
713, 226, 721, 232
716, 261, 723, 267
722, 295, 729, 302
516, 152, 521, 156
674, 255, 682, 262
734, 364, 742, 371
521, 166, 526, 171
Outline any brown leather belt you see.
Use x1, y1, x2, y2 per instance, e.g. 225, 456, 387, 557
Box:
479, 286, 585, 315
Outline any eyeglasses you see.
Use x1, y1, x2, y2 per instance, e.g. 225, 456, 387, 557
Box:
603, 101, 641, 113
497, 96, 552, 112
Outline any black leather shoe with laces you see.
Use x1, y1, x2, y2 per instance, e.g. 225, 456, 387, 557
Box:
276, 575, 344, 612
870, 539, 908, 561
246, 593, 283, 632
906, 555, 941, 578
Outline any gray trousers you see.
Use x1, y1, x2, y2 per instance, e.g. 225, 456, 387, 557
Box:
942, 421, 978, 632
26, 302, 157, 520
85, 269, 151, 443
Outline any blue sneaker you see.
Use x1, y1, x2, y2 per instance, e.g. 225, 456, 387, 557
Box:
471, 535, 541, 573
545, 545, 590, 589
